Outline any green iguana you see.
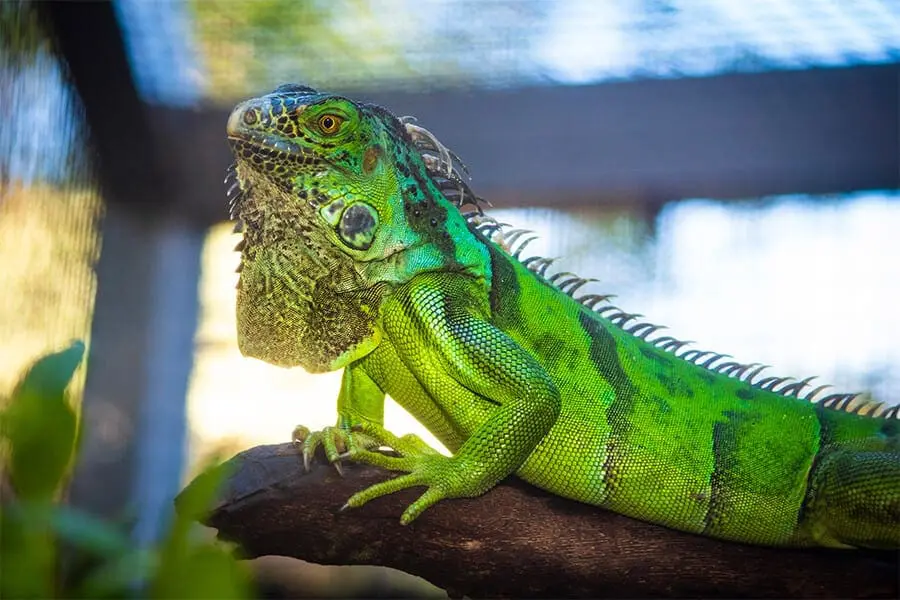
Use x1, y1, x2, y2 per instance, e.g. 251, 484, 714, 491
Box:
224, 84, 900, 550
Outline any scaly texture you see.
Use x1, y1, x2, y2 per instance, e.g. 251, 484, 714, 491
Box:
225, 84, 900, 549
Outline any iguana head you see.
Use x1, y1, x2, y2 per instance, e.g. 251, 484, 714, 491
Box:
225, 84, 489, 372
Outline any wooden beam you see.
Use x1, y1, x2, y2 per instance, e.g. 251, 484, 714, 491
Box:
150, 64, 899, 225
41, 1, 178, 216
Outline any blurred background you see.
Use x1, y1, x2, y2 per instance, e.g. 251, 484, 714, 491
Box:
1, 0, 898, 595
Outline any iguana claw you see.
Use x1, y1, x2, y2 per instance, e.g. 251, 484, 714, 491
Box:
291, 419, 378, 476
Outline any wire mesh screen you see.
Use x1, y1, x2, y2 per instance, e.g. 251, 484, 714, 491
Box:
116, 0, 900, 105
0, 3, 102, 397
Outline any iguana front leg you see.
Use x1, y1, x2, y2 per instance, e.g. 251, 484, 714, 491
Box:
293, 362, 385, 473
341, 274, 562, 524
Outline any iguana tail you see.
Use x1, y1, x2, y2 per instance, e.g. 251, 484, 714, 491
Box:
802, 435, 900, 548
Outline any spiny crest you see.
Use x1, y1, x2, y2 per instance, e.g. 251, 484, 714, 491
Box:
403, 119, 900, 421
400, 116, 490, 217
224, 162, 250, 278
225, 162, 244, 223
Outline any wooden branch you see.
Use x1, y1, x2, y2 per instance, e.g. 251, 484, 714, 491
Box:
180, 443, 899, 599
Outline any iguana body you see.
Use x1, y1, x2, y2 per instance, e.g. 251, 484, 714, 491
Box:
225, 84, 900, 549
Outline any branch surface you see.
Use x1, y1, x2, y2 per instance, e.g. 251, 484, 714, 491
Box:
180, 443, 899, 598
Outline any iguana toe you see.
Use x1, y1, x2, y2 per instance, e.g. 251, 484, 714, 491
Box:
292, 422, 378, 475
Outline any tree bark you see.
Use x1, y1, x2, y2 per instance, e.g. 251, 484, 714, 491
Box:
180, 443, 899, 599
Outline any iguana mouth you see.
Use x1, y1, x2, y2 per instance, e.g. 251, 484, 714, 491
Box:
227, 131, 325, 164
225, 132, 334, 225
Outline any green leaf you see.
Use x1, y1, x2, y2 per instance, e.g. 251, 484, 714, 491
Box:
152, 458, 251, 598
75, 548, 158, 598
48, 504, 132, 556
0, 342, 251, 599
1, 340, 85, 501
172, 458, 231, 525
151, 545, 250, 599
0, 505, 56, 599
12, 340, 85, 399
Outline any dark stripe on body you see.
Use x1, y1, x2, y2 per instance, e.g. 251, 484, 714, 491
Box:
796, 405, 833, 527
399, 157, 460, 258
579, 312, 637, 492
880, 418, 899, 442
486, 244, 521, 321
703, 411, 742, 533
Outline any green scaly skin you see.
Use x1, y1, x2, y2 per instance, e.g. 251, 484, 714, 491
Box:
225, 84, 900, 549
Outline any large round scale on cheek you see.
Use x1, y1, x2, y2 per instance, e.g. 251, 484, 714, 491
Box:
337, 202, 379, 250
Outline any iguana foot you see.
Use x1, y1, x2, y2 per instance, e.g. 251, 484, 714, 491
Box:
339, 422, 486, 525
292, 417, 380, 475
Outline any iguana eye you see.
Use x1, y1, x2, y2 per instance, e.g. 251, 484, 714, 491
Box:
317, 114, 343, 135
337, 203, 378, 251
